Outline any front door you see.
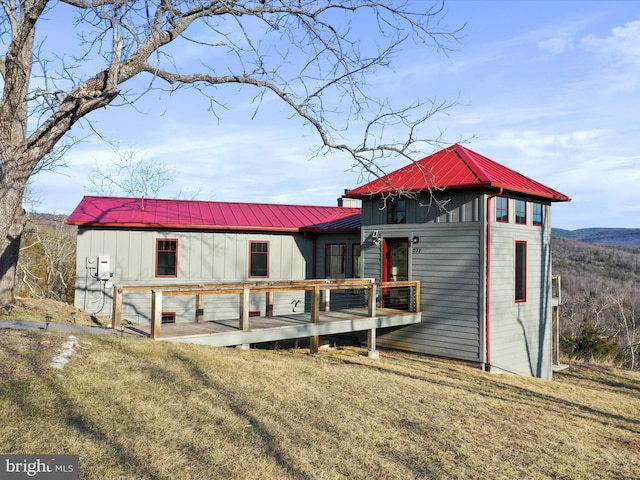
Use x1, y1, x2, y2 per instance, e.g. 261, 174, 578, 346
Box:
383, 238, 409, 308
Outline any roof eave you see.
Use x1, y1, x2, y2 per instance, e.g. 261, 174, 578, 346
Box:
345, 182, 570, 202
68, 222, 304, 233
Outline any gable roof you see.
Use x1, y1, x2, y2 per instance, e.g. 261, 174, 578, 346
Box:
65, 196, 361, 234
345, 144, 570, 202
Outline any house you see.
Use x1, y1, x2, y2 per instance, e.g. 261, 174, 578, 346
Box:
66, 197, 362, 324
344, 144, 570, 379
66, 143, 569, 379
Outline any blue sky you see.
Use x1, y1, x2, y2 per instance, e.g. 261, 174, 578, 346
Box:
28, 1, 640, 230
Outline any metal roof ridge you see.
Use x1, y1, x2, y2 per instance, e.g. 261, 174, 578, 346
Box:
452, 144, 493, 183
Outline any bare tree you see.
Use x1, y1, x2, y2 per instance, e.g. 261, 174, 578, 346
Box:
86, 147, 202, 199
0, 1, 460, 305
16, 217, 76, 302
609, 290, 639, 369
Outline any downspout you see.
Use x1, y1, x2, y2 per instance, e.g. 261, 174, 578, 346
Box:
485, 188, 503, 372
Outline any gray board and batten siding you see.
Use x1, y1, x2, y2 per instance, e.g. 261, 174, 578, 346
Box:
360, 191, 485, 364
75, 227, 315, 324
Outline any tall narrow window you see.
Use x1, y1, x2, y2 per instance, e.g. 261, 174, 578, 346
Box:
496, 196, 508, 223
515, 200, 527, 225
156, 239, 178, 277
325, 244, 347, 279
515, 241, 527, 302
532, 203, 542, 226
352, 244, 362, 278
249, 241, 269, 277
386, 199, 407, 224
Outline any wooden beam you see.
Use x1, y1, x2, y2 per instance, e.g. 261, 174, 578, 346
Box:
239, 287, 250, 331
310, 286, 320, 354
367, 328, 379, 359
368, 283, 377, 317
196, 294, 205, 323
112, 286, 123, 330
266, 291, 274, 317
151, 290, 163, 340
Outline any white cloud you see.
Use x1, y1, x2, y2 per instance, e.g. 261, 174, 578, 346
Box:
539, 32, 575, 54
580, 18, 640, 92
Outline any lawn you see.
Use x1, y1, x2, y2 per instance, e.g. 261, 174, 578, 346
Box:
1, 327, 639, 479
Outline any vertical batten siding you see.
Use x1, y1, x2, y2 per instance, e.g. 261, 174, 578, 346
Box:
488, 202, 553, 379
74, 229, 316, 324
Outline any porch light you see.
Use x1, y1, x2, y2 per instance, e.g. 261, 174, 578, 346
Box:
412, 236, 420, 244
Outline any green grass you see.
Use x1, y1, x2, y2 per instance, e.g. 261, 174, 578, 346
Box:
1, 329, 639, 479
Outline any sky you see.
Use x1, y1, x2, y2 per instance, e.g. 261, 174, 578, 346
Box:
25, 1, 640, 230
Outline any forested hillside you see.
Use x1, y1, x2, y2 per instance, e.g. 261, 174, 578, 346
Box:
553, 227, 640, 247
552, 237, 640, 369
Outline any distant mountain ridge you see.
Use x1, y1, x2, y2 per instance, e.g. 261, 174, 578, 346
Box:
552, 227, 640, 247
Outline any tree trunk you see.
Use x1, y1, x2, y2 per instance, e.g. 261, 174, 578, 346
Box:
0, 182, 27, 306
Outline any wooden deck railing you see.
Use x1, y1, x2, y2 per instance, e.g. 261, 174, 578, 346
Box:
111, 278, 421, 346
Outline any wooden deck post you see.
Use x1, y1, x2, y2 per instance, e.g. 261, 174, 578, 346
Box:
368, 283, 377, 317
240, 287, 250, 331
151, 290, 163, 340
310, 286, 320, 354
367, 328, 379, 359
323, 288, 330, 312
196, 294, 205, 323
413, 282, 420, 313
266, 291, 274, 317
112, 286, 123, 330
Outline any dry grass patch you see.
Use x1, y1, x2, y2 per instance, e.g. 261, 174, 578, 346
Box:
0, 330, 639, 479
1, 297, 95, 325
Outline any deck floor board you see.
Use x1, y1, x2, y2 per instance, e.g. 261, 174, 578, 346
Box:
125, 307, 420, 347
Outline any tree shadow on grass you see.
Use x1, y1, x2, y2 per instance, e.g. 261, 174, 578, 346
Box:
328, 354, 640, 436
168, 350, 315, 479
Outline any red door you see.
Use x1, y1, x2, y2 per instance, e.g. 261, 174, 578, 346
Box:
382, 238, 409, 309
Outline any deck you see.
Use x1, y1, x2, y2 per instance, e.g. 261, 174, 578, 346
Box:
126, 306, 421, 348
112, 279, 421, 356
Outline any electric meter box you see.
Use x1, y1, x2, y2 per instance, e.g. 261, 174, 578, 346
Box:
97, 255, 111, 280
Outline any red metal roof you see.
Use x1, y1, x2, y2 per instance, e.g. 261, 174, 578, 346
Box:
65, 196, 361, 233
345, 144, 570, 202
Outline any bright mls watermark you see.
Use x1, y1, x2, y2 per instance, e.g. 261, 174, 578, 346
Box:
0, 455, 78, 479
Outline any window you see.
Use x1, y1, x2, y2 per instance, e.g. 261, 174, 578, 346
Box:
325, 244, 346, 279
515, 200, 527, 225
386, 199, 406, 224
515, 241, 527, 302
249, 241, 269, 277
532, 203, 542, 226
161, 312, 176, 324
496, 197, 508, 223
352, 244, 362, 278
156, 239, 178, 277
